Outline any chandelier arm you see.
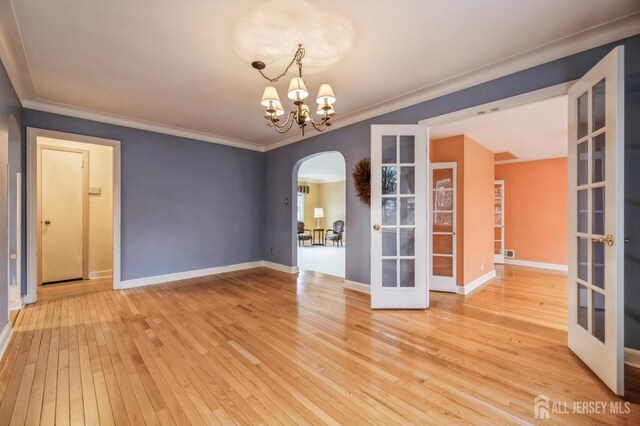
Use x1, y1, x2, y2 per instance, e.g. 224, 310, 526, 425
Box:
310, 120, 329, 133
266, 111, 297, 133
308, 115, 330, 127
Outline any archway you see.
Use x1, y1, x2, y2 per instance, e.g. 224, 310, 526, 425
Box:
293, 152, 346, 277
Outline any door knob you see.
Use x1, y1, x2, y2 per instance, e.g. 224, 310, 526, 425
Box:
44, 220, 51, 225
373, 224, 380, 231
592, 234, 614, 247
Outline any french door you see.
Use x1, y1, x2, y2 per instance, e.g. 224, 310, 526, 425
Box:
494, 180, 505, 264
371, 125, 428, 309
430, 162, 457, 292
568, 46, 624, 395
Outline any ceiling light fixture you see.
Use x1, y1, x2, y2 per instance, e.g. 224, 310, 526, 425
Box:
252, 44, 335, 136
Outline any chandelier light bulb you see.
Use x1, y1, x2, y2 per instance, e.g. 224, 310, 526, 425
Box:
316, 84, 336, 104
288, 77, 309, 100
261, 86, 281, 107
300, 104, 311, 121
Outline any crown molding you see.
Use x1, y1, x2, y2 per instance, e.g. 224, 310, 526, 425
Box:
22, 99, 265, 152
264, 12, 640, 152
0, 0, 37, 101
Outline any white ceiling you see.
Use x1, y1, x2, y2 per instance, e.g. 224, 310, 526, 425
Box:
1, 1, 639, 150
431, 95, 568, 162
298, 152, 345, 183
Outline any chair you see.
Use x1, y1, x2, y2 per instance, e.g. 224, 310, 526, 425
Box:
325, 220, 344, 247
297, 221, 312, 246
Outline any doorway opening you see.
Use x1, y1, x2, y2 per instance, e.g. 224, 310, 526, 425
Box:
295, 152, 346, 278
427, 93, 570, 312
26, 129, 121, 303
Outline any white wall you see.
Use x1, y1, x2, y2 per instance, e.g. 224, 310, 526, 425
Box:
38, 137, 113, 278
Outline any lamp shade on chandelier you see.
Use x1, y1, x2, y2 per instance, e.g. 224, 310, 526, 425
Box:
252, 44, 336, 135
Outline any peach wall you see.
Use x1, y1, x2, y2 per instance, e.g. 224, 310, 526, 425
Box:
494, 158, 568, 265
462, 136, 495, 284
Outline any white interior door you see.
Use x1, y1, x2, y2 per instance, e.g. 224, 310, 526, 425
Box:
40, 147, 85, 283
568, 46, 624, 395
371, 125, 428, 309
494, 180, 505, 264
430, 162, 457, 292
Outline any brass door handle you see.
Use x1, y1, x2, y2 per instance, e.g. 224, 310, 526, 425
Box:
373, 224, 380, 231
592, 234, 614, 247
44, 220, 51, 225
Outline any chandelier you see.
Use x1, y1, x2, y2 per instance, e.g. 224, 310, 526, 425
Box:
251, 44, 336, 136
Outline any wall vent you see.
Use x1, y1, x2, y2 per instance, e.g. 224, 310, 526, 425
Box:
505, 249, 515, 259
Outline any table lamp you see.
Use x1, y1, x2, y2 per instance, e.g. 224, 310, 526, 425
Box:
314, 208, 324, 228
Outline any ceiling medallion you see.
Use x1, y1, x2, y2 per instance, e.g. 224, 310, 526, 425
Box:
252, 44, 335, 136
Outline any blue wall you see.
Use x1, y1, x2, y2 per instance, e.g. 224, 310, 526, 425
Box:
0, 58, 21, 330
263, 34, 640, 347
21, 110, 265, 283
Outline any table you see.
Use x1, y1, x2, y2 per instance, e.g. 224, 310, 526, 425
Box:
312, 228, 325, 246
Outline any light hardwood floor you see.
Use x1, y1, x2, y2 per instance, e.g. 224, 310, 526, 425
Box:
0, 265, 638, 424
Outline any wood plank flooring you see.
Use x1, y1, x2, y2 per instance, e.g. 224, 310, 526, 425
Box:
0, 265, 638, 424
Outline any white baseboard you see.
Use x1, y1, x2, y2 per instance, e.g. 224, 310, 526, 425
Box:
343, 280, 371, 294
119, 260, 300, 289
9, 297, 23, 311
625, 347, 640, 369
263, 261, 299, 274
120, 261, 265, 289
0, 322, 13, 362
88, 270, 113, 280
457, 270, 497, 295
504, 259, 568, 272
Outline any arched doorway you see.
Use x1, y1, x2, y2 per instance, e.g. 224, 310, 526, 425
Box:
294, 152, 346, 277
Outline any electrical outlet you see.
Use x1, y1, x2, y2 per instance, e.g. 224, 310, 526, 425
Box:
480, 262, 484, 271
270, 248, 275, 256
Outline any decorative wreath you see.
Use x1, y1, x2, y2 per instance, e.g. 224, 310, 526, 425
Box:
352, 157, 371, 206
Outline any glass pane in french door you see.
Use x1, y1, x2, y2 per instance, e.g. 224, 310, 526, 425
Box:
574, 79, 607, 343
432, 166, 454, 278
494, 182, 504, 256
381, 135, 417, 288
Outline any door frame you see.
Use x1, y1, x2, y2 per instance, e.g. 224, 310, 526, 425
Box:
37, 144, 89, 284
429, 161, 457, 292
26, 128, 122, 303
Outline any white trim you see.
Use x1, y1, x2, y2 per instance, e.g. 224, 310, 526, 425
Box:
0, 322, 13, 362
429, 162, 458, 292
9, 173, 22, 312
343, 280, 371, 294
263, 261, 299, 274
9, 299, 23, 311
504, 259, 568, 272
120, 261, 266, 289
88, 270, 113, 280
22, 100, 264, 152
26, 128, 122, 303
457, 270, 497, 295
419, 82, 572, 127
624, 347, 640, 369
264, 13, 640, 151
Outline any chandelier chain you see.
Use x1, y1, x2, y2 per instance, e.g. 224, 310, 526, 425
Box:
256, 44, 305, 83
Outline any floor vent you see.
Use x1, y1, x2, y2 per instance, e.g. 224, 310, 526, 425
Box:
505, 249, 515, 259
